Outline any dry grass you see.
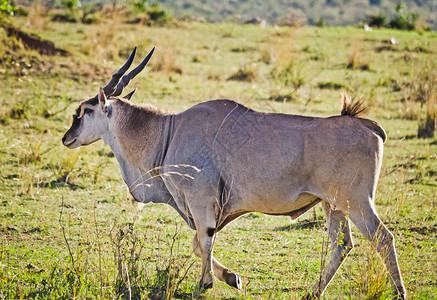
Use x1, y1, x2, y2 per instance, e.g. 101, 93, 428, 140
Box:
399, 60, 437, 134
150, 45, 183, 74
352, 241, 392, 299
80, 19, 121, 60
347, 43, 372, 71
400, 98, 419, 120
25, 1, 49, 31
261, 28, 310, 90
418, 62, 437, 137
269, 29, 297, 72
418, 84, 437, 137
55, 197, 196, 299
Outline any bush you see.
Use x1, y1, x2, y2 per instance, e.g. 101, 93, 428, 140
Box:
389, 3, 419, 31
130, 0, 170, 25
148, 3, 168, 23
277, 8, 306, 27
271, 60, 306, 88
51, 0, 82, 23
131, 0, 148, 14
364, 5, 427, 31
316, 18, 325, 28
0, 0, 16, 16
14, 6, 28, 17
318, 81, 345, 90
389, 13, 418, 30
228, 65, 258, 82
365, 13, 387, 28
51, 11, 80, 23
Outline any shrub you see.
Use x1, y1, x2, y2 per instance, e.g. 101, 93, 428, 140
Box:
365, 13, 387, 28
316, 18, 325, 28
389, 14, 418, 30
418, 116, 435, 138
277, 8, 306, 27
269, 91, 296, 102
80, 4, 101, 24
227, 65, 258, 82
347, 45, 371, 71
131, 0, 148, 14
258, 49, 273, 64
417, 71, 436, 138
270, 57, 306, 89
0, 0, 15, 16
318, 81, 346, 90
51, 0, 82, 24
364, 5, 427, 31
14, 6, 27, 16
389, 3, 419, 30
51, 0, 101, 24
148, 2, 168, 23
129, 0, 171, 25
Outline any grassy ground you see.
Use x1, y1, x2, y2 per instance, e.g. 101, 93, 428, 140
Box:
0, 15, 436, 299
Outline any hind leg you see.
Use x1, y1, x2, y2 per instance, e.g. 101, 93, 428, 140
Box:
304, 202, 354, 299
349, 204, 406, 299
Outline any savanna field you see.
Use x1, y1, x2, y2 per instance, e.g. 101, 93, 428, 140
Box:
0, 7, 436, 299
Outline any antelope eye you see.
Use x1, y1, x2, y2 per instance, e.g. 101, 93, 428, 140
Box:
84, 108, 94, 115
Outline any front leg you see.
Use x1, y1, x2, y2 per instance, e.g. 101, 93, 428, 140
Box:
198, 228, 215, 290
192, 207, 217, 290
192, 233, 242, 289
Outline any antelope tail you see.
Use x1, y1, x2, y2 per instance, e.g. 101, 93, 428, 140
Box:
340, 90, 368, 117
340, 90, 387, 143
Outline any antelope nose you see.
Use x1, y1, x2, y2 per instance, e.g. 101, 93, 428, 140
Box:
62, 135, 66, 145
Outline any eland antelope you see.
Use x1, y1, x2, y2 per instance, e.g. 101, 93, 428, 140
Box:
62, 47, 406, 299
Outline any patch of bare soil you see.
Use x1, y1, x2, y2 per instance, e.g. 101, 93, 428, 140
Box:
3, 24, 70, 56
0, 41, 110, 81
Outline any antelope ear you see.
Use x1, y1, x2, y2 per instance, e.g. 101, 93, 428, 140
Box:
123, 89, 136, 101
98, 87, 107, 110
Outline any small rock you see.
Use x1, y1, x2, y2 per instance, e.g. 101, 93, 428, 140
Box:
390, 37, 399, 45
364, 24, 373, 31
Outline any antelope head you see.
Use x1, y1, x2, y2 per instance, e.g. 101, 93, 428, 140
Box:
62, 47, 154, 149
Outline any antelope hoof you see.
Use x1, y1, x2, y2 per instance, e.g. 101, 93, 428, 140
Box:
392, 289, 406, 300
226, 272, 242, 289
201, 281, 213, 290
301, 291, 316, 300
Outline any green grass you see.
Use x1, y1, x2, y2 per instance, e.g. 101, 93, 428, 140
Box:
0, 15, 436, 299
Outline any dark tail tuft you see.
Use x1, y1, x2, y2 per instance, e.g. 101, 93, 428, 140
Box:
341, 90, 368, 117
340, 90, 386, 142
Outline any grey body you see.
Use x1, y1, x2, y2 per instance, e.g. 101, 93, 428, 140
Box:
161, 100, 375, 228
63, 96, 405, 299
62, 49, 405, 299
